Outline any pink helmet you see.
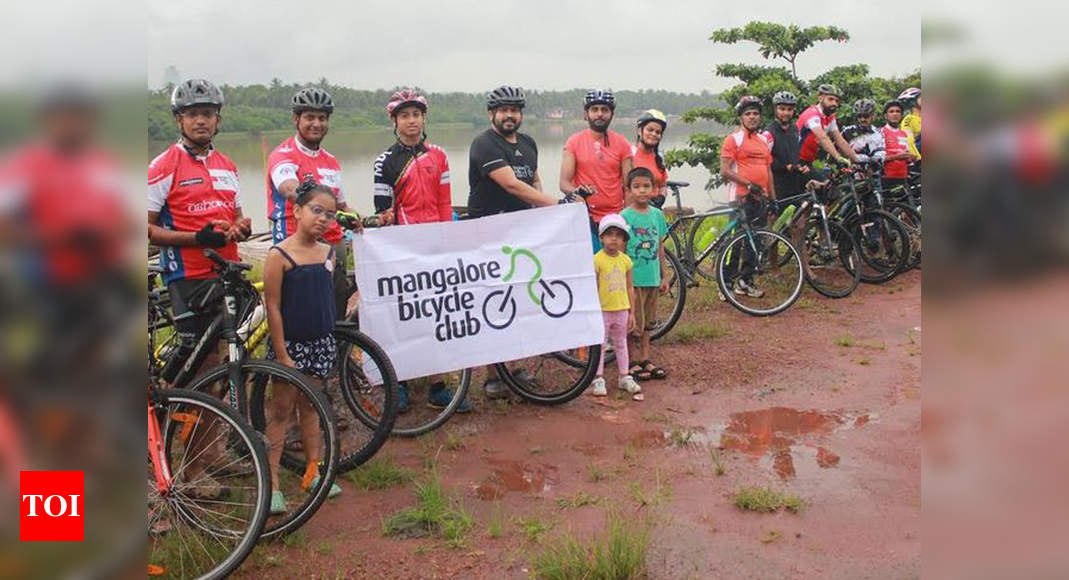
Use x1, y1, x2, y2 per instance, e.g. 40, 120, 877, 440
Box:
386, 89, 428, 118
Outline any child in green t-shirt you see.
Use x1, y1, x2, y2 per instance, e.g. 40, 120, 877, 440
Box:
621, 167, 669, 382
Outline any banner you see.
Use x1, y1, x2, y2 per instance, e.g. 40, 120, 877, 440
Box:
353, 204, 604, 381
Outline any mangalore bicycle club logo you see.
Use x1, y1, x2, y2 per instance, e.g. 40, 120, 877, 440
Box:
374, 245, 573, 342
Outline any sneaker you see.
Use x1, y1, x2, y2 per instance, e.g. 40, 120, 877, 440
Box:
590, 377, 607, 397
428, 383, 472, 413
734, 279, 764, 298
309, 477, 342, 499
619, 375, 642, 395
397, 382, 410, 414
483, 379, 509, 400
270, 490, 287, 514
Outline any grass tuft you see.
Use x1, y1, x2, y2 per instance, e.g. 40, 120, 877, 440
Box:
555, 491, 604, 510
531, 511, 650, 580
346, 455, 414, 491
733, 486, 806, 513
382, 471, 474, 548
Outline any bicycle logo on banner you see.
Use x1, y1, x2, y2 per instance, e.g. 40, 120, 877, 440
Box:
482, 246, 574, 330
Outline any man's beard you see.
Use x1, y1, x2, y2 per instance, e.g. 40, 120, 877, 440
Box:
299, 130, 324, 147
822, 104, 838, 115
587, 116, 610, 133
493, 116, 520, 135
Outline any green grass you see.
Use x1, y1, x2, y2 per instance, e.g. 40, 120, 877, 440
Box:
555, 491, 604, 510
858, 357, 872, 366
622, 442, 637, 464
669, 427, 695, 448
709, 447, 726, 476
282, 529, 307, 548
733, 486, 806, 513
382, 472, 474, 548
487, 504, 506, 539
834, 334, 854, 347
346, 455, 414, 491
641, 412, 669, 424
662, 320, 731, 345
444, 429, 466, 451
315, 540, 335, 555
531, 511, 651, 580
587, 463, 608, 483
760, 529, 782, 544
516, 515, 554, 543
628, 471, 673, 507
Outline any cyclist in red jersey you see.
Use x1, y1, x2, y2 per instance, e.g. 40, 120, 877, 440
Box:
373, 89, 470, 413
560, 89, 634, 252
796, 84, 859, 171
266, 87, 353, 316
148, 79, 251, 385
631, 110, 669, 205
880, 99, 920, 194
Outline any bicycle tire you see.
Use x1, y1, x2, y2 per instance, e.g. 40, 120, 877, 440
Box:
802, 219, 861, 298
502, 344, 601, 405
715, 228, 804, 316
152, 388, 270, 580
687, 214, 723, 283
649, 248, 687, 340
885, 201, 921, 270
845, 209, 911, 283
186, 360, 339, 539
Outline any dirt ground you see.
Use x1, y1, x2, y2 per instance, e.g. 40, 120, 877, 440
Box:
235, 270, 921, 579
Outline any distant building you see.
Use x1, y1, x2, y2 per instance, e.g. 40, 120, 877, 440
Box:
163, 66, 180, 88
547, 109, 566, 120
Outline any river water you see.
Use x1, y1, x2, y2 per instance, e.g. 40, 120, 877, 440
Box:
149, 120, 731, 232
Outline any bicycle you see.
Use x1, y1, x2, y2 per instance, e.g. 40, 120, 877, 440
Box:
148, 265, 270, 577
854, 161, 922, 271
149, 251, 339, 539
769, 183, 862, 298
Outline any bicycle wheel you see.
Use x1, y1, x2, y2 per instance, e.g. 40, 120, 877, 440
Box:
503, 344, 602, 404
802, 219, 861, 298
716, 228, 804, 316
335, 326, 464, 441
187, 360, 339, 539
151, 388, 270, 580
886, 201, 922, 270
687, 215, 723, 283
649, 249, 687, 340
846, 209, 911, 283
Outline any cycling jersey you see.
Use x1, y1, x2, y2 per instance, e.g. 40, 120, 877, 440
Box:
564, 129, 633, 222
373, 141, 451, 224
148, 142, 241, 284
766, 121, 802, 197
2, 142, 126, 285
902, 110, 921, 158
467, 129, 538, 218
266, 135, 346, 244
881, 125, 911, 179
842, 125, 886, 163
796, 104, 840, 163
720, 129, 773, 199
629, 145, 668, 193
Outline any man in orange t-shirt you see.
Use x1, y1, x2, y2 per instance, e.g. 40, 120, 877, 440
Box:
560, 89, 634, 252
719, 95, 775, 297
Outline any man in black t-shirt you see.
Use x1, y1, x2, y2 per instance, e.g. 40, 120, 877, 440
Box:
766, 90, 809, 202
467, 86, 559, 398
467, 86, 557, 219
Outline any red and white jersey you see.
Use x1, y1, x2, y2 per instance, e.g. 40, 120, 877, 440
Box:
881, 125, 911, 179
148, 143, 241, 284
796, 104, 840, 163
266, 135, 346, 244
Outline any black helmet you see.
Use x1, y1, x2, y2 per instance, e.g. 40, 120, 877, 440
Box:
171, 79, 224, 114
735, 95, 762, 115
584, 89, 615, 110
852, 98, 876, 116
817, 83, 842, 98
292, 87, 334, 114
883, 99, 905, 114
486, 85, 526, 110
772, 91, 798, 106
636, 109, 667, 130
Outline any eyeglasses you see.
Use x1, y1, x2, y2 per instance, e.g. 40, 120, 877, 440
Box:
304, 204, 337, 221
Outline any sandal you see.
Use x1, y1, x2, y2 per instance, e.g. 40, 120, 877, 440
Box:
629, 362, 654, 381
640, 360, 667, 380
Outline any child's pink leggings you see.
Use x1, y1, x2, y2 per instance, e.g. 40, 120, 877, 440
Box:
598, 309, 630, 376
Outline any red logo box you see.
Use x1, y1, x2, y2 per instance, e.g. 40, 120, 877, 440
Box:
19, 471, 84, 541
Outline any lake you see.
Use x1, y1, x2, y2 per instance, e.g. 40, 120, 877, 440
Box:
149, 120, 732, 233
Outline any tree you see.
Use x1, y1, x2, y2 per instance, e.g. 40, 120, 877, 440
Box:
710, 22, 850, 81
666, 22, 918, 190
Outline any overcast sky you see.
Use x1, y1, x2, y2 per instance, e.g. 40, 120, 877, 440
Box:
147, 0, 920, 93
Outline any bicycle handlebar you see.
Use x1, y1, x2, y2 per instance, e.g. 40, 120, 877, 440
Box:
203, 248, 253, 272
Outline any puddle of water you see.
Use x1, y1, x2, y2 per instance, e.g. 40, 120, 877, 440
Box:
701, 407, 873, 479
474, 459, 557, 500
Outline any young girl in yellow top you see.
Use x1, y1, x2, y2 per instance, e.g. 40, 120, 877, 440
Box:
591, 213, 642, 400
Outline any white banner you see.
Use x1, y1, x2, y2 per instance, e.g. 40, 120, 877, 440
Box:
353, 204, 604, 381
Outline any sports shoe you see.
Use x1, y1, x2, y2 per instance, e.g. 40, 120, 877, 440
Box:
309, 476, 342, 498
590, 377, 607, 396
270, 490, 287, 514
428, 383, 471, 413
733, 279, 765, 298
397, 382, 410, 414
619, 375, 642, 395
483, 378, 509, 400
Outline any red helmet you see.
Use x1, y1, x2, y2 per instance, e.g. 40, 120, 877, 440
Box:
386, 89, 428, 119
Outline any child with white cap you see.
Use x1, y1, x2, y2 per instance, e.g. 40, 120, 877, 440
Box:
591, 213, 643, 400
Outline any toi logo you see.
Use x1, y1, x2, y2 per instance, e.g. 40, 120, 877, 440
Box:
19, 471, 84, 541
